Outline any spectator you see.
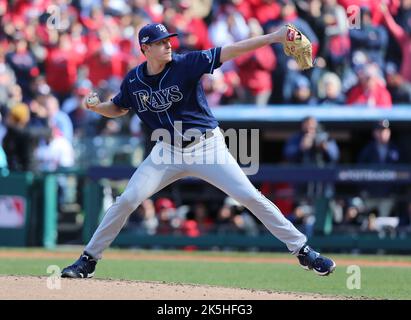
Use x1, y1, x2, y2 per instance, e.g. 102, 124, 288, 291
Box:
234, 18, 276, 106
295, 0, 326, 49
275, 0, 320, 56
191, 201, 214, 234
102, 0, 132, 17
45, 33, 80, 102
28, 94, 48, 129
288, 201, 315, 238
29, 75, 51, 98
337, 0, 399, 26
385, 62, 411, 104
266, 0, 319, 103
357, 120, 403, 217
208, 2, 249, 48
339, 50, 368, 94
341, 197, 366, 230
0, 53, 17, 109
184, 0, 213, 20
170, 0, 213, 51
320, 0, 351, 73
80, 4, 106, 32
131, 199, 159, 236
5, 36, 39, 100
61, 78, 93, 115
2, 103, 49, 171
61, 79, 101, 137
346, 63, 392, 108
349, 6, 388, 68
180, 210, 201, 239
216, 197, 259, 236
34, 126, 75, 171
84, 28, 123, 87
396, 0, 411, 32
207, 2, 249, 102
317, 72, 346, 105
287, 74, 317, 105
284, 116, 339, 201
260, 181, 295, 217
381, 3, 411, 83
43, 94, 74, 142
155, 197, 179, 234
358, 120, 402, 164
284, 116, 340, 165
6, 84, 24, 109
202, 69, 229, 107
236, 0, 282, 25
215, 202, 233, 234
335, 196, 379, 234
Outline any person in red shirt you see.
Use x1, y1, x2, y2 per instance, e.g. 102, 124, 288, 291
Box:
338, 0, 400, 26
45, 33, 79, 100
235, 19, 276, 106
84, 29, 123, 86
167, 1, 212, 51
381, 3, 411, 83
236, 0, 282, 25
347, 63, 392, 108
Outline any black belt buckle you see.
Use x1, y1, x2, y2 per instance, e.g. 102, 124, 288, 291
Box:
181, 131, 214, 148
162, 131, 215, 148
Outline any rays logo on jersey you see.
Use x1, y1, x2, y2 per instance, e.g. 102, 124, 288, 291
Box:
133, 85, 183, 112
201, 49, 213, 64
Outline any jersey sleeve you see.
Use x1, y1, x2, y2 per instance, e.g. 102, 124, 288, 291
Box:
111, 79, 133, 110
183, 47, 222, 78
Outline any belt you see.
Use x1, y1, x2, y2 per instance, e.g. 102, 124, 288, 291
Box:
162, 131, 215, 149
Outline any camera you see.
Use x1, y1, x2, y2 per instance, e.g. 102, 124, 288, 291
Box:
314, 131, 329, 146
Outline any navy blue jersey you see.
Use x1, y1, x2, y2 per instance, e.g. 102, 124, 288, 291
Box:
112, 47, 222, 138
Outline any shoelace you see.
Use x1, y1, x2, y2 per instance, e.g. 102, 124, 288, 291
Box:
299, 249, 320, 267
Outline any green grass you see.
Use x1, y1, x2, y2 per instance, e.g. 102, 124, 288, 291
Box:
1, 249, 410, 299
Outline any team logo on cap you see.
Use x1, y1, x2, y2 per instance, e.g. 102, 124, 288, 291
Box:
141, 36, 150, 43
156, 24, 167, 33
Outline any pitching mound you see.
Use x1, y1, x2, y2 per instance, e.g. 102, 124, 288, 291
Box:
0, 276, 346, 300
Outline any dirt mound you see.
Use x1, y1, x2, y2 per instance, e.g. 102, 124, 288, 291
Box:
0, 276, 347, 300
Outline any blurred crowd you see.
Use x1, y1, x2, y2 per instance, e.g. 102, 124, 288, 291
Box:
126, 196, 260, 240
1, 0, 411, 172
1, 0, 411, 240
128, 116, 411, 240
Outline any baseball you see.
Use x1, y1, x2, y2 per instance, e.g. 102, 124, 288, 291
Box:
86, 94, 100, 107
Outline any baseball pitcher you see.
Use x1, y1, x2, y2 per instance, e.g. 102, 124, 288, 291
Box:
61, 23, 335, 278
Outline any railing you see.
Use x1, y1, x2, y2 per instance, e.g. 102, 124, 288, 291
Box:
212, 105, 411, 123
1, 163, 411, 251
82, 164, 411, 253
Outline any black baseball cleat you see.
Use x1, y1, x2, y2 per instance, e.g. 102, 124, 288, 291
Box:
61, 252, 97, 279
297, 245, 336, 276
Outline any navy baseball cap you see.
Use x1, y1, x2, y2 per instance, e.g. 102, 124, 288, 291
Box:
374, 119, 390, 130
138, 23, 178, 46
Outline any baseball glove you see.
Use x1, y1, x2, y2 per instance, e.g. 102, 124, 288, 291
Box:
282, 24, 313, 70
